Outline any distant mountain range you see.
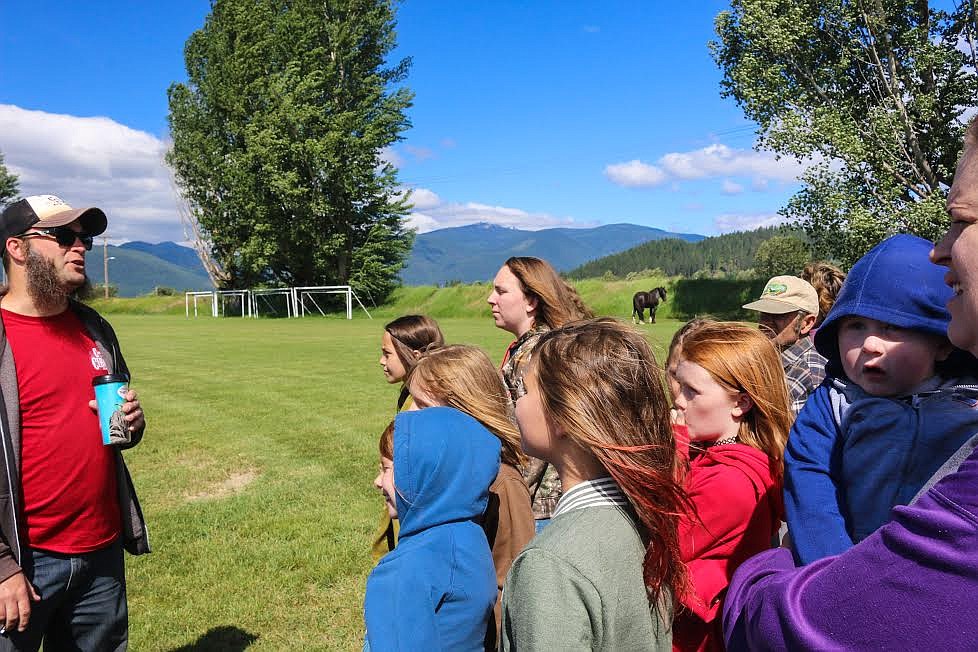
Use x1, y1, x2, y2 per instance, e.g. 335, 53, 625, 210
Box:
85, 222, 706, 296
85, 242, 213, 297
402, 222, 704, 285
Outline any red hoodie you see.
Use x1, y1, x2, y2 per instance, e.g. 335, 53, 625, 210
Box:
673, 439, 783, 652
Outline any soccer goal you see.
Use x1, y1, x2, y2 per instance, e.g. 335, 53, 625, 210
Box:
293, 285, 372, 319
185, 291, 217, 318
250, 288, 296, 318
185, 290, 251, 317
216, 290, 250, 317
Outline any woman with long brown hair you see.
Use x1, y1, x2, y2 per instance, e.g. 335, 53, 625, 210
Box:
407, 345, 534, 649
500, 318, 686, 650
371, 314, 445, 559
670, 321, 791, 651
487, 256, 593, 531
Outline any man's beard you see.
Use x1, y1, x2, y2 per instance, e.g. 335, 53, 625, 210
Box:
25, 246, 85, 310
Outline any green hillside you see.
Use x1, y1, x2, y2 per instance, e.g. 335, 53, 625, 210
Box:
567, 226, 795, 279
89, 272, 765, 322
86, 245, 213, 297
373, 272, 760, 320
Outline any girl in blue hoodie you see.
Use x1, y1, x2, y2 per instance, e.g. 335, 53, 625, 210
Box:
364, 407, 500, 651
784, 233, 978, 564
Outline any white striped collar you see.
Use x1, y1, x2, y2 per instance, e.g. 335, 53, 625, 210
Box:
552, 477, 629, 517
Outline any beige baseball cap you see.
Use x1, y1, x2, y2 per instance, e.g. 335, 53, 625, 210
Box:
0, 195, 107, 242
742, 275, 819, 315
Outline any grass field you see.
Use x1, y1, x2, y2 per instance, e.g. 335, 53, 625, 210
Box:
113, 314, 683, 649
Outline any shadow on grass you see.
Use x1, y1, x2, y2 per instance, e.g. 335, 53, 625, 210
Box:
169, 625, 258, 651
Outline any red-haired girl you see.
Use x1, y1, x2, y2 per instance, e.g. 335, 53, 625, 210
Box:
671, 321, 790, 651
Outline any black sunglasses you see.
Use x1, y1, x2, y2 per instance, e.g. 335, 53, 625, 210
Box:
18, 227, 94, 251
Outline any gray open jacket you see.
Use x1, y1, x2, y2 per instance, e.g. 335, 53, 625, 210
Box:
0, 298, 149, 583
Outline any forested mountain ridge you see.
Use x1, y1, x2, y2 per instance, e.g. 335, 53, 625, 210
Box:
402, 222, 704, 285
567, 227, 793, 278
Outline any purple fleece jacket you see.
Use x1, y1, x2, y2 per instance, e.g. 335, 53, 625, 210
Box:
722, 444, 978, 651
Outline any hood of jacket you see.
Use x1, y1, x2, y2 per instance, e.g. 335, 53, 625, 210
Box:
695, 443, 779, 496
814, 234, 953, 376
393, 406, 501, 539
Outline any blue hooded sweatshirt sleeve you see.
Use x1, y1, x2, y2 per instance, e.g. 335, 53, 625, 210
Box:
364, 407, 500, 652
785, 234, 978, 564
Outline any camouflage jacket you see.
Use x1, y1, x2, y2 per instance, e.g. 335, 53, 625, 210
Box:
501, 326, 561, 519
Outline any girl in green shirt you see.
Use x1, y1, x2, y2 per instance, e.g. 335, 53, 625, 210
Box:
500, 318, 687, 651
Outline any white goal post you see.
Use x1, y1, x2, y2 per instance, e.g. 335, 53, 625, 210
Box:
185, 291, 217, 318
250, 288, 296, 318
292, 285, 372, 320
185, 290, 251, 317
186, 285, 371, 319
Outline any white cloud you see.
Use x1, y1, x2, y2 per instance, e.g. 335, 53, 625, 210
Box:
404, 144, 435, 161
0, 104, 593, 242
404, 212, 441, 232
401, 187, 592, 232
603, 160, 667, 187
404, 187, 441, 210
0, 104, 183, 243
379, 146, 405, 168
606, 143, 811, 189
660, 144, 806, 182
713, 212, 789, 233
721, 179, 744, 195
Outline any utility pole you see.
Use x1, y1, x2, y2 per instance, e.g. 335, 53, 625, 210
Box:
103, 237, 109, 299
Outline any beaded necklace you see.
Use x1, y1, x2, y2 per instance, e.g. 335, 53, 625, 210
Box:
710, 436, 739, 447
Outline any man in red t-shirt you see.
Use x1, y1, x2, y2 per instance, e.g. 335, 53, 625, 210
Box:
0, 195, 149, 651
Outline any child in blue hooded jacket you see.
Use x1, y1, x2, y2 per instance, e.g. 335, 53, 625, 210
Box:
364, 407, 500, 651
785, 234, 978, 565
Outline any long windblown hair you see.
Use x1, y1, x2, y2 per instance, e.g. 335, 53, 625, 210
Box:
408, 345, 525, 468
802, 261, 846, 327
679, 321, 792, 479
384, 315, 445, 409
504, 256, 594, 329
532, 318, 688, 605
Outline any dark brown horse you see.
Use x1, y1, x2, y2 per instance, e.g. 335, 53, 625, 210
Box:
632, 287, 668, 324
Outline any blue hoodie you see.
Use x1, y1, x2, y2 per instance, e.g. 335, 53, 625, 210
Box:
785, 234, 978, 564
364, 407, 500, 651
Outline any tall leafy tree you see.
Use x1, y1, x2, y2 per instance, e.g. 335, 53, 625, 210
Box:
712, 1, 978, 266
0, 150, 19, 207
167, 0, 414, 296
753, 234, 811, 278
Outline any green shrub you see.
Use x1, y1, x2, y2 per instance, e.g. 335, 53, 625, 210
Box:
78, 283, 118, 301
670, 278, 767, 321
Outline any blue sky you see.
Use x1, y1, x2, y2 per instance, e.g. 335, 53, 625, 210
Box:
0, 1, 806, 243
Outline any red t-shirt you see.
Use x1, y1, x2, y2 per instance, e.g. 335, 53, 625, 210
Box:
2, 308, 120, 553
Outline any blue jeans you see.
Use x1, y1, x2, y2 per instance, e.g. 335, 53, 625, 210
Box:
534, 518, 551, 535
1, 540, 127, 652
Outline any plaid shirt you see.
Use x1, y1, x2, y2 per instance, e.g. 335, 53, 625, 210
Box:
782, 336, 827, 415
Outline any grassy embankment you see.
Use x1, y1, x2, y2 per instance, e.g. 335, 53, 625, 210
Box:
89, 273, 677, 321
115, 314, 681, 649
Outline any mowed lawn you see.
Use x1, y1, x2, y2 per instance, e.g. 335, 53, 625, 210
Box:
110, 314, 681, 650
